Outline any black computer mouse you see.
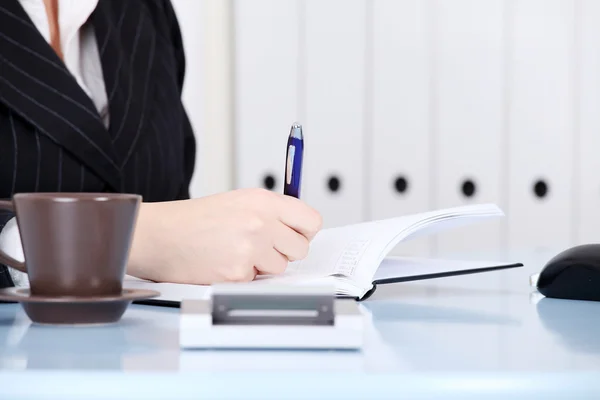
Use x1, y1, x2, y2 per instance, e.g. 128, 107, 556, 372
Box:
537, 244, 600, 302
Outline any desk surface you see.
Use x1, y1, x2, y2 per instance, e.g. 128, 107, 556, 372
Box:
1, 249, 600, 399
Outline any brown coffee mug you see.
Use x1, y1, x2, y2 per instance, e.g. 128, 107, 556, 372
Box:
0, 193, 142, 297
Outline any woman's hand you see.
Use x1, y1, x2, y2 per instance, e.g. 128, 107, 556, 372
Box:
127, 188, 322, 284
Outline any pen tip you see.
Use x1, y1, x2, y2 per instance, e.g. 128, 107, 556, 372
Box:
290, 122, 303, 139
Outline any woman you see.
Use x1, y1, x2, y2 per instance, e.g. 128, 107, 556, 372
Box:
0, 0, 321, 288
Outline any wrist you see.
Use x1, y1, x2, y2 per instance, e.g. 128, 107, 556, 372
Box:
127, 202, 162, 280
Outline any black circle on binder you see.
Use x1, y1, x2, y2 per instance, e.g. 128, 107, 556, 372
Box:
394, 176, 408, 194
461, 179, 476, 197
534, 180, 548, 198
327, 176, 341, 193
263, 175, 276, 190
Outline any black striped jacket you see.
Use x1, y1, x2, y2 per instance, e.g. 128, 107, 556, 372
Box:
0, 0, 197, 287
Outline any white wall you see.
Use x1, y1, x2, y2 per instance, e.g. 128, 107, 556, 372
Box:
171, 0, 234, 197
174, 0, 600, 259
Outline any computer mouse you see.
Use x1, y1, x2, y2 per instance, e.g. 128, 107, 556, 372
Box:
536, 244, 600, 302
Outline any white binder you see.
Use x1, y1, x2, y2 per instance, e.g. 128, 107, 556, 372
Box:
507, 0, 575, 255
432, 0, 505, 260
576, 0, 600, 245
370, 0, 433, 257
303, 0, 367, 228
232, 0, 300, 192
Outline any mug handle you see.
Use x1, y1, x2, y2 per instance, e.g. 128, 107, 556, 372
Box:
0, 200, 26, 272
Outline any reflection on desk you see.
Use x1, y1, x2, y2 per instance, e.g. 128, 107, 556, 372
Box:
0, 306, 182, 371
536, 297, 600, 355
0, 250, 599, 399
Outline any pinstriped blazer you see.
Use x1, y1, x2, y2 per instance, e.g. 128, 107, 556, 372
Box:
0, 0, 197, 287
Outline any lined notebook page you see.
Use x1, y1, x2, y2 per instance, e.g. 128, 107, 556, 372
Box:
273, 203, 504, 284
283, 224, 375, 278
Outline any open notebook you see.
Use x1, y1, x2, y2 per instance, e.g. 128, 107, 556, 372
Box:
127, 203, 523, 306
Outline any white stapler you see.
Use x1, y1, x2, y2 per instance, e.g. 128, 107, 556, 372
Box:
179, 283, 365, 350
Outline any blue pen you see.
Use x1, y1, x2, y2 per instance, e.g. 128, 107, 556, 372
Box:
284, 122, 304, 198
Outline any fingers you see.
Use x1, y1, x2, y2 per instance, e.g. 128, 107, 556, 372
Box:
272, 220, 310, 261
244, 266, 259, 281
255, 248, 289, 275
273, 193, 323, 241
223, 265, 259, 282
255, 220, 309, 276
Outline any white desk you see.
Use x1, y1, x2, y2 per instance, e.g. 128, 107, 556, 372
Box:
0, 249, 599, 399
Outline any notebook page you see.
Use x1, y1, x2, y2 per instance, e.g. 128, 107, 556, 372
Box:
279, 203, 504, 285
391, 203, 503, 244
283, 224, 377, 277
278, 216, 415, 284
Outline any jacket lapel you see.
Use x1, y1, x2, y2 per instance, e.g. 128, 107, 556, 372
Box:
90, 0, 157, 169
0, 0, 122, 191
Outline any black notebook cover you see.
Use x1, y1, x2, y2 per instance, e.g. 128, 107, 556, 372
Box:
358, 261, 524, 301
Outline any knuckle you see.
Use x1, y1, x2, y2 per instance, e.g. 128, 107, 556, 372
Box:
245, 215, 266, 233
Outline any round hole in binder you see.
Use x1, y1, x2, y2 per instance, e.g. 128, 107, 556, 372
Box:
263, 174, 276, 190
461, 179, 476, 197
394, 176, 408, 194
327, 176, 341, 193
533, 180, 548, 198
